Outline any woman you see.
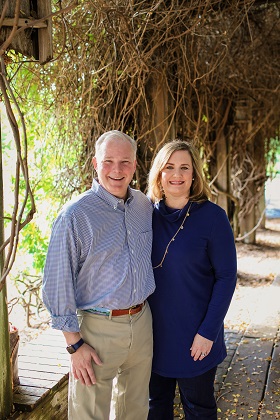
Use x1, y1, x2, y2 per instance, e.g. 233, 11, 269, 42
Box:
147, 140, 237, 420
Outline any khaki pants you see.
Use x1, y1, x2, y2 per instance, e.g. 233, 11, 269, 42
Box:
68, 302, 153, 420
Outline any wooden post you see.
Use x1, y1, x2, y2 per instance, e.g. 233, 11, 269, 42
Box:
37, 0, 53, 64
236, 99, 256, 244
0, 114, 13, 419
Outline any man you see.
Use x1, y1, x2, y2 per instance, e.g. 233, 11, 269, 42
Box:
42, 130, 155, 420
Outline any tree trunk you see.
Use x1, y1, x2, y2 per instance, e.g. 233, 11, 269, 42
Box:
239, 202, 256, 244
235, 99, 256, 244
214, 132, 229, 214
258, 188, 266, 229
0, 118, 13, 418
255, 133, 266, 229
0, 286, 12, 419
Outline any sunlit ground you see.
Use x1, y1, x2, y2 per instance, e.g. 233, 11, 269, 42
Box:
225, 218, 280, 331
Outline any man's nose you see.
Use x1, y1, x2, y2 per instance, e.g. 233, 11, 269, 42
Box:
112, 162, 122, 172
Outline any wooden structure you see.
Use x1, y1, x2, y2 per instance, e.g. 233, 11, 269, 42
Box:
8, 329, 69, 419
0, 0, 52, 64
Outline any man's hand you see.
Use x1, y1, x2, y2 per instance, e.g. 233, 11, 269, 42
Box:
71, 342, 103, 385
63, 331, 103, 385
190, 333, 213, 361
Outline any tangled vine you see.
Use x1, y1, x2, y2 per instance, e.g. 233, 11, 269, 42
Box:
3, 0, 280, 241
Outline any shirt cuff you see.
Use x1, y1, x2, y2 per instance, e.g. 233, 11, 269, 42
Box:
50, 314, 80, 332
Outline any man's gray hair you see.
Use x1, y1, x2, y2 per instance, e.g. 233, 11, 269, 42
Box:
95, 130, 137, 158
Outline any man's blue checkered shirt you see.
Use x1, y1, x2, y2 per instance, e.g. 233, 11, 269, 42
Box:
42, 179, 155, 332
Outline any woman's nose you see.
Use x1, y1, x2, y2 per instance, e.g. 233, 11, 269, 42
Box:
173, 168, 182, 176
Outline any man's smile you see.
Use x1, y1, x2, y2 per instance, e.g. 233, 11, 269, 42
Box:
109, 176, 125, 181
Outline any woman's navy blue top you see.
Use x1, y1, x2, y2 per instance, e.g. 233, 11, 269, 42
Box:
148, 200, 237, 378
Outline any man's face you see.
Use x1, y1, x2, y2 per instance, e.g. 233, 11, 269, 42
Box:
93, 137, 136, 200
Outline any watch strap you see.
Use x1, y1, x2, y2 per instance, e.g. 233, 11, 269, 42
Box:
66, 338, 84, 353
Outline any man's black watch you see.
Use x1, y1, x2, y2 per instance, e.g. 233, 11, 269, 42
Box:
66, 338, 85, 354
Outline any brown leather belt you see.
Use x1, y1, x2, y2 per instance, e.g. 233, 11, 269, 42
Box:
111, 303, 144, 316
85, 302, 145, 317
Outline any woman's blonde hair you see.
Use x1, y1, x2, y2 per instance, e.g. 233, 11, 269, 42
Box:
147, 140, 211, 203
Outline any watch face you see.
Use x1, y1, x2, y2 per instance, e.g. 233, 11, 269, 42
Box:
66, 345, 75, 354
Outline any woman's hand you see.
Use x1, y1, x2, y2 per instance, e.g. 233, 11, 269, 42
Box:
190, 333, 213, 361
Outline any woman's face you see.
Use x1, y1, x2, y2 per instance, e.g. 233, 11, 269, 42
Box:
160, 150, 194, 200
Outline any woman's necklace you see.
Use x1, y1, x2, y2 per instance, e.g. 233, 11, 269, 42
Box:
153, 202, 192, 269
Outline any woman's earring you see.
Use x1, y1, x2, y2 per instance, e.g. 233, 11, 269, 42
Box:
192, 178, 194, 181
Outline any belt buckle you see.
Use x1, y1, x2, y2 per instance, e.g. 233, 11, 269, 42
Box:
128, 304, 141, 315
128, 305, 138, 315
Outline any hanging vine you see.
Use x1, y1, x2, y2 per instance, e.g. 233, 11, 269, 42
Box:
1, 0, 280, 242
0, 0, 78, 289
26, 0, 280, 195
0, 56, 36, 291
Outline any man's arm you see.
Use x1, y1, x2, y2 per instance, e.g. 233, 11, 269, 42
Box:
43, 212, 103, 385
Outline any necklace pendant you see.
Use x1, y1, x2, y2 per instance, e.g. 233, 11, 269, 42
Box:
180, 226, 184, 229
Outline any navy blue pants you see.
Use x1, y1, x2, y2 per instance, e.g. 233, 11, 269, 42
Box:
148, 367, 217, 419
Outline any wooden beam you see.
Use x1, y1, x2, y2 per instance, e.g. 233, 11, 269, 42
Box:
1, 18, 47, 29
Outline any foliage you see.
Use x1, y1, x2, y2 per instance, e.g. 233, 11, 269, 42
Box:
23, 0, 280, 198
9, 271, 47, 328
2, 50, 86, 275
2, 0, 280, 282
266, 135, 280, 177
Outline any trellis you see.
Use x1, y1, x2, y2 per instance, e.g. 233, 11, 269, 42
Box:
33, 0, 280, 242
0, 1, 280, 417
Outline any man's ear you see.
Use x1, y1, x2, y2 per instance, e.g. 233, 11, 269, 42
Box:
92, 156, 97, 170
133, 160, 137, 171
